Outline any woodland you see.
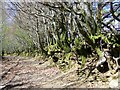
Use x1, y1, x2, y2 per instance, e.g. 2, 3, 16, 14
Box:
0, 0, 120, 89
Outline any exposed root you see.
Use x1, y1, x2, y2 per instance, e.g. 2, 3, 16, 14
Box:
41, 66, 78, 86
1, 82, 27, 90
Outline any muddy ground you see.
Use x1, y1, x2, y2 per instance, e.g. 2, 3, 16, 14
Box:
0, 56, 119, 89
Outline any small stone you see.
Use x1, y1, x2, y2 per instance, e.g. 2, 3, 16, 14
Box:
0, 85, 5, 89
96, 56, 106, 67
109, 78, 118, 88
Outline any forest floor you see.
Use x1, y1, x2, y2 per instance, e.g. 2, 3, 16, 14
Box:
0, 56, 119, 89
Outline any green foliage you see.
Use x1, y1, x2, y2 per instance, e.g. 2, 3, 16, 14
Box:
4, 2, 120, 74
57, 52, 74, 72
1, 25, 19, 55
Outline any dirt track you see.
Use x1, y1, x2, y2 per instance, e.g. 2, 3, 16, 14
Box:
0, 56, 119, 89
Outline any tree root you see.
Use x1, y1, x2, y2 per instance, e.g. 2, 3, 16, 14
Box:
1, 82, 26, 90
0, 60, 19, 80
0, 59, 20, 86
41, 67, 78, 86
